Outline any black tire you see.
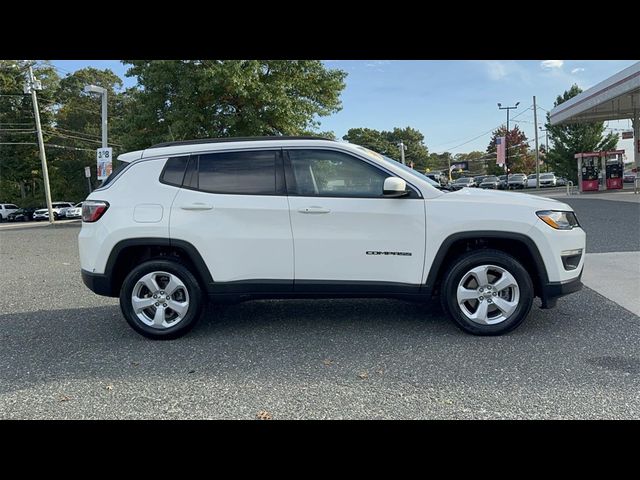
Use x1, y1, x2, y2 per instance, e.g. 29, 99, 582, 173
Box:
440, 249, 534, 336
119, 259, 205, 339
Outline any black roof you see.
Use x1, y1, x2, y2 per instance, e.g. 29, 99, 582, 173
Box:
148, 136, 333, 149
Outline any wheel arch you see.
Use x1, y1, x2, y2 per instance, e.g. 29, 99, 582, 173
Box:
105, 238, 213, 297
424, 231, 548, 299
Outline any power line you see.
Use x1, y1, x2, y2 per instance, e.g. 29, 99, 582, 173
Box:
44, 128, 122, 147
432, 105, 533, 153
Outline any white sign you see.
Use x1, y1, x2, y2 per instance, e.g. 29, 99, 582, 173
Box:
84, 166, 91, 178
97, 147, 113, 180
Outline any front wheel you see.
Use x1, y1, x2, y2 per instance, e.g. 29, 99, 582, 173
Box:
440, 249, 534, 335
119, 259, 205, 339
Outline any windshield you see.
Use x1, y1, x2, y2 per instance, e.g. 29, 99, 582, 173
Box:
483, 176, 498, 181
540, 173, 554, 179
353, 145, 441, 187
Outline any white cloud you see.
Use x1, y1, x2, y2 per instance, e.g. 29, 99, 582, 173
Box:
485, 61, 508, 80
541, 60, 564, 70
571, 67, 585, 74
482, 61, 531, 85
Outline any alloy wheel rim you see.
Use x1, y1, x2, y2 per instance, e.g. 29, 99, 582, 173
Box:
456, 264, 520, 325
131, 271, 190, 329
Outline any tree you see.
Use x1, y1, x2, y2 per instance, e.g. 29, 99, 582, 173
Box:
48, 67, 126, 200
0, 60, 60, 205
119, 60, 347, 150
342, 126, 430, 171
545, 84, 618, 181
452, 151, 486, 176
486, 125, 533, 175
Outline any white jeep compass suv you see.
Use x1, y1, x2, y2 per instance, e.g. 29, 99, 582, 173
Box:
78, 137, 585, 339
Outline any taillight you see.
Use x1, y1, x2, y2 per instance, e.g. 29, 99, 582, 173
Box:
82, 200, 109, 222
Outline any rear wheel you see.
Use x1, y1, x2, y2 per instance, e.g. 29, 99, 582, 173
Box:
119, 259, 204, 339
440, 249, 534, 335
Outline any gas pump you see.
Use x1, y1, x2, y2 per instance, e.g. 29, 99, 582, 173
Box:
575, 152, 601, 192
604, 150, 624, 190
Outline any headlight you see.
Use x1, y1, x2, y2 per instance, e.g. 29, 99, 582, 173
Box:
536, 210, 580, 230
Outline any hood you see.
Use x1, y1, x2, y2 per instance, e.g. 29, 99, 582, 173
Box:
444, 186, 573, 210
35, 208, 48, 214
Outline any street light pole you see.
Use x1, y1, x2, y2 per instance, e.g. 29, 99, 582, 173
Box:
84, 85, 108, 148
398, 141, 406, 165
498, 102, 519, 184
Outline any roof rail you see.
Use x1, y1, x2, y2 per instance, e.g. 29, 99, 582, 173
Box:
148, 136, 333, 149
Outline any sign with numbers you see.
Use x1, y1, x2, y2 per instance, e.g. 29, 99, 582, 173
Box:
96, 147, 113, 180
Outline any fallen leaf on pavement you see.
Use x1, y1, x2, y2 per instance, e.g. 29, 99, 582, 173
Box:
358, 371, 369, 380
256, 410, 273, 420
105, 385, 113, 391
322, 359, 333, 366
59, 395, 71, 402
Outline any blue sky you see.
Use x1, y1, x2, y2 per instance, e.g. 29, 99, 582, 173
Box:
52, 59, 638, 156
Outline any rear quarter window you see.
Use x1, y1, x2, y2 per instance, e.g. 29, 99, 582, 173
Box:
160, 156, 190, 187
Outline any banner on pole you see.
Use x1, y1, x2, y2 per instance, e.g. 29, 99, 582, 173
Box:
97, 147, 113, 180
496, 137, 506, 165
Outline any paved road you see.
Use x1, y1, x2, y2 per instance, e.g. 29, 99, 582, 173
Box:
1, 219, 639, 419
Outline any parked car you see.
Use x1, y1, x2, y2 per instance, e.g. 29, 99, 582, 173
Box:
79, 136, 585, 339
7, 207, 37, 222
498, 175, 507, 190
451, 177, 475, 190
425, 172, 448, 187
0, 203, 19, 222
507, 174, 527, 189
33, 202, 75, 221
623, 172, 637, 183
479, 175, 499, 189
556, 177, 567, 187
526, 174, 538, 188
473, 176, 485, 187
539, 173, 557, 188
65, 202, 83, 219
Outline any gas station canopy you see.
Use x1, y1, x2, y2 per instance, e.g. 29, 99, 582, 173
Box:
549, 61, 640, 125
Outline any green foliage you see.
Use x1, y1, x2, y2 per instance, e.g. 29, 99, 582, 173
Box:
119, 60, 347, 150
545, 84, 618, 182
0, 60, 60, 204
1, 60, 346, 205
342, 126, 430, 171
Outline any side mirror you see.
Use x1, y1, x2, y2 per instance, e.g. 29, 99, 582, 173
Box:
383, 177, 408, 197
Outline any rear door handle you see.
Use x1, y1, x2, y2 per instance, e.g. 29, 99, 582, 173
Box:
180, 203, 213, 211
298, 206, 331, 214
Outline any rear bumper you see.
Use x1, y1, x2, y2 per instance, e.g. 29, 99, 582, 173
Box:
81, 269, 115, 297
540, 270, 583, 309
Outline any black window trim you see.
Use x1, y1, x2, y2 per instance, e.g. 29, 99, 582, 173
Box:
176, 147, 286, 197
283, 147, 423, 199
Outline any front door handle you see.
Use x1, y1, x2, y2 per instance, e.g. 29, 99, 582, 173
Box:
298, 206, 331, 214
180, 203, 213, 211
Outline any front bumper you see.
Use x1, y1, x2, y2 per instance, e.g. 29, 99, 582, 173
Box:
81, 269, 114, 297
540, 269, 583, 308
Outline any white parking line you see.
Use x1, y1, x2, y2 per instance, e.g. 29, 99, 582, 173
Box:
582, 252, 640, 316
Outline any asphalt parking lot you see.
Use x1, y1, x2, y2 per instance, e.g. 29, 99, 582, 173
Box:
1, 198, 639, 419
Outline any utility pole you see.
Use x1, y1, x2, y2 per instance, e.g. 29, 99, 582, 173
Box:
398, 141, 406, 165
498, 102, 519, 185
533, 96, 540, 189
540, 126, 550, 172
25, 64, 54, 224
